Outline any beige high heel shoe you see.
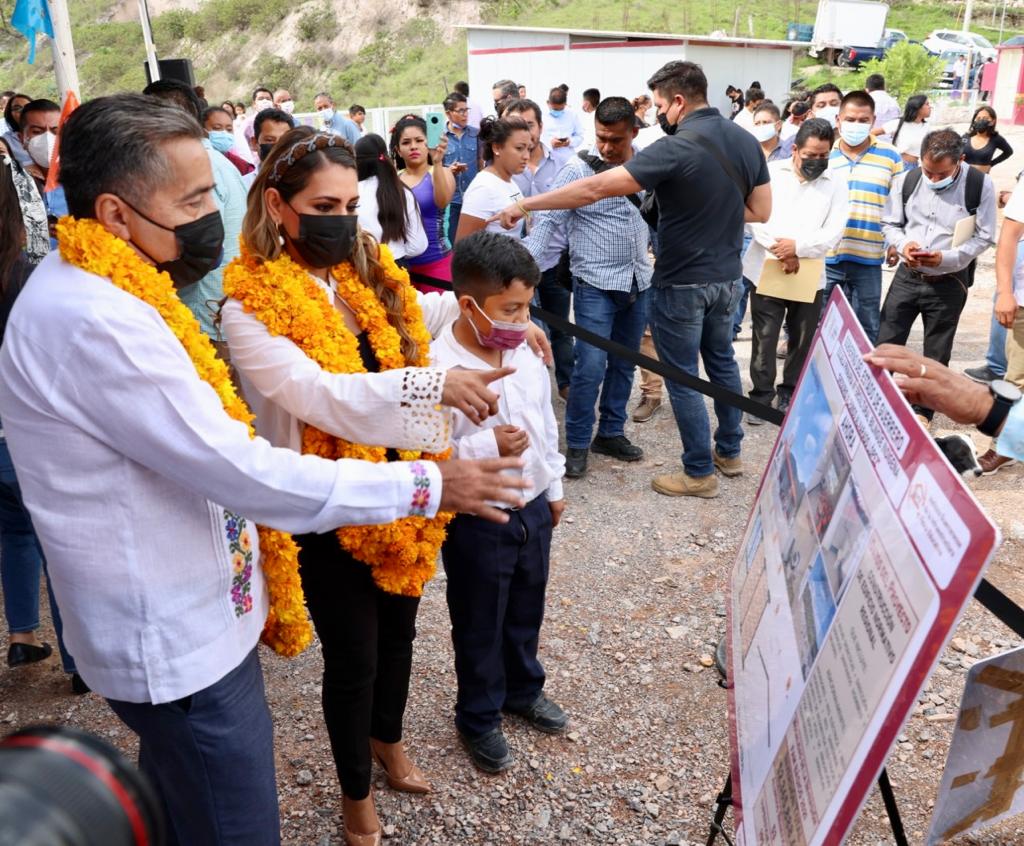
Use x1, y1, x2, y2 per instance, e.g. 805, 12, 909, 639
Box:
342, 792, 381, 846
370, 739, 432, 794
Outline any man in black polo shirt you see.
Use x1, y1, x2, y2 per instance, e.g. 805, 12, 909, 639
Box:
492, 60, 771, 499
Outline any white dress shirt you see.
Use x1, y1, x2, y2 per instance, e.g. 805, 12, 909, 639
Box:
744, 160, 848, 289
0, 252, 442, 704
357, 176, 428, 260
221, 278, 460, 453
734, 107, 756, 132
431, 324, 564, 504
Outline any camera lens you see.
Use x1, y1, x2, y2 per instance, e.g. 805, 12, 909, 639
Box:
0, 725, 164, 846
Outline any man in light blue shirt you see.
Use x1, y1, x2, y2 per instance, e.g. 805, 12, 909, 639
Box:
524, 97, 651, 479
313, 92, 360, 146
442, 92, 481, 245
506, 98, 573, 396
541, 86, 584, 171
184, 136, 247, 338
143, 79, 247, 339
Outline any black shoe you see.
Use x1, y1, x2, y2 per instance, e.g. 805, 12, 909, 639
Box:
71, 673, 91, 695
565, 448, 588, 479
504, 694, 569, 735
459, 727, 514, 774
776, 394, 791, 415
965, 365, 1001, 384
590, 435, 643, 462
7, 642, 52, 668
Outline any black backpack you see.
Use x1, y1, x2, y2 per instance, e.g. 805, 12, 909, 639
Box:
900, 164, 985, 286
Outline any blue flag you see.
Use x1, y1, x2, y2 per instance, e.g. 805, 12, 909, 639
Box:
11, 0, 55, 65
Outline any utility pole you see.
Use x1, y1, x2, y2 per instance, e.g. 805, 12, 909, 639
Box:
962, 0, 973, 32
139, 0, 160, 82
45, 0, 80, 104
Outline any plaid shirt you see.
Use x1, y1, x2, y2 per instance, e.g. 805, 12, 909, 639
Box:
523, 150, 652, 292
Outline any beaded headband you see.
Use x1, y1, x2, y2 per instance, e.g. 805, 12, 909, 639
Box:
268, 132, 350, 184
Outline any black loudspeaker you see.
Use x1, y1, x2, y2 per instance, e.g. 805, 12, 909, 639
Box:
144, 58, 196, 87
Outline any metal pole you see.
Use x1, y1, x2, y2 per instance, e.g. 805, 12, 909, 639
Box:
139, 0, 160, 82
45, 0, 80, 104
998, 0, 1008, 45
963, 0, 973, 31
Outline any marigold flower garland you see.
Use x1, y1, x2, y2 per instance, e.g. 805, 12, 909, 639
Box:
223, 242, 453, 598
56, 216, 311, 657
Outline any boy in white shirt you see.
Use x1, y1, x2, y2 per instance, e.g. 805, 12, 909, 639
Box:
432, 232, 568, 774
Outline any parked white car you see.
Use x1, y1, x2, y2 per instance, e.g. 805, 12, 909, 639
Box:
923, 29, 997, 61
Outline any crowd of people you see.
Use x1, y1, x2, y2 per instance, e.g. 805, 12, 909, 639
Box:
0, 55, 1023, 846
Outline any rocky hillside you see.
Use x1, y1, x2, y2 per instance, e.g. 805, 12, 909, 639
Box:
0, 0, 1019, 109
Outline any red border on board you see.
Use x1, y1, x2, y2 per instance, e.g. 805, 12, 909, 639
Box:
727, 289, 999, 845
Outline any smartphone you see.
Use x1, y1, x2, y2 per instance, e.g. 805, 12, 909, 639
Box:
425, 112, 445, 148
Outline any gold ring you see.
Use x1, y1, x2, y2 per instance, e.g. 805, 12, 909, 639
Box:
919, 364, 927, 378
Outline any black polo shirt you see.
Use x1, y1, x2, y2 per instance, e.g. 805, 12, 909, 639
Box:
624, 107, 770, 286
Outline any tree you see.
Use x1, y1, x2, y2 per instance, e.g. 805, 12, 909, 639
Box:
861, 42, 944, 100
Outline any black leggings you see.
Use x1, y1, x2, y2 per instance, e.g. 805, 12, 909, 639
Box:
297, 532, 420, 799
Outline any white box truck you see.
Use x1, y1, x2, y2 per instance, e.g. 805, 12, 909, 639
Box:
811, 0, 889, 64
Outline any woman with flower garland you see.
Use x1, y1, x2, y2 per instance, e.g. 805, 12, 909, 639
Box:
221, 127, 535, 846
1, 96, 533, 846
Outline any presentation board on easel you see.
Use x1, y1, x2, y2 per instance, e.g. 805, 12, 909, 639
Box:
727, 290, 1001, 845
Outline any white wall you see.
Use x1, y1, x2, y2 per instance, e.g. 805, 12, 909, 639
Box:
467, 29, 797, 119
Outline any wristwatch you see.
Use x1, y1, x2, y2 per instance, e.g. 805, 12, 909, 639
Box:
978, 379, 1023, 437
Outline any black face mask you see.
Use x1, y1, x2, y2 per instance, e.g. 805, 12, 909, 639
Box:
973, 119, 992, 133
285, 208, 359, 268
657, 110, 678, 136
259, 142, 274, 161
122, 200, 224, 287
799, 157, 829, 181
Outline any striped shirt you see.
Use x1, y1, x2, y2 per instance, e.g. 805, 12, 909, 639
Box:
827, 139, 904, 266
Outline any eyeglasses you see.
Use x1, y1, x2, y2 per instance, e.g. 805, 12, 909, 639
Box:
449, 108, 469, 115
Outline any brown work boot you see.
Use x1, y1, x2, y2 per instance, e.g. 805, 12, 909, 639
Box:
713, 450, 743, 477
651, 471, 719, 498
632, 396, 662, 423
978, 449, 1017, 476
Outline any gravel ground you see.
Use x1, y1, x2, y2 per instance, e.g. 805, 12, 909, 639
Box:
2, 132, 1023, 846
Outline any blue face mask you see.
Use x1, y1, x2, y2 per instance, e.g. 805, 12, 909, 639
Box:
548, 109, 563, 119
839, 121, 871, 147
924, 166, 959, 192
208, 130, 234, 154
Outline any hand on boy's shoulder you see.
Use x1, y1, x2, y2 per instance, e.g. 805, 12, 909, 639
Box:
548, 499, 565, 527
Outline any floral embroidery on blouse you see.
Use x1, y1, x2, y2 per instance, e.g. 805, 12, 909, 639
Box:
225, 510, 254, 617
409, 461, 431, 517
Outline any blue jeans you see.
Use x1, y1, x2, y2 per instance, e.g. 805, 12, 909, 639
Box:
107, 648, 280, 846
731, 232, 755, 335
530, 266, 574, 390
732, 278, 754, 336
650, 279, 745, 478
824, 260, 882, 343
0, 438, 75, 672
986, 294, 1009, 377
446, 202, 462, 247
565, 279, 648, 449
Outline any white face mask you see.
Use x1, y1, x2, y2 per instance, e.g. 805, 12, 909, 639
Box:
254, 98, 273, 112
815, 105, 840, 127
751, 123, 778, 143
279, 100, 295, 115
27, 131, 56, 169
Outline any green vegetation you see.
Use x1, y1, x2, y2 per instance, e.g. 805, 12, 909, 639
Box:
795, 41, 946, 96
0, 0, 1018, 108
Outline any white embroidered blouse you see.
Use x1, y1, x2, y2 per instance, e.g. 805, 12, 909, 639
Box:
220, 274, 459, 455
